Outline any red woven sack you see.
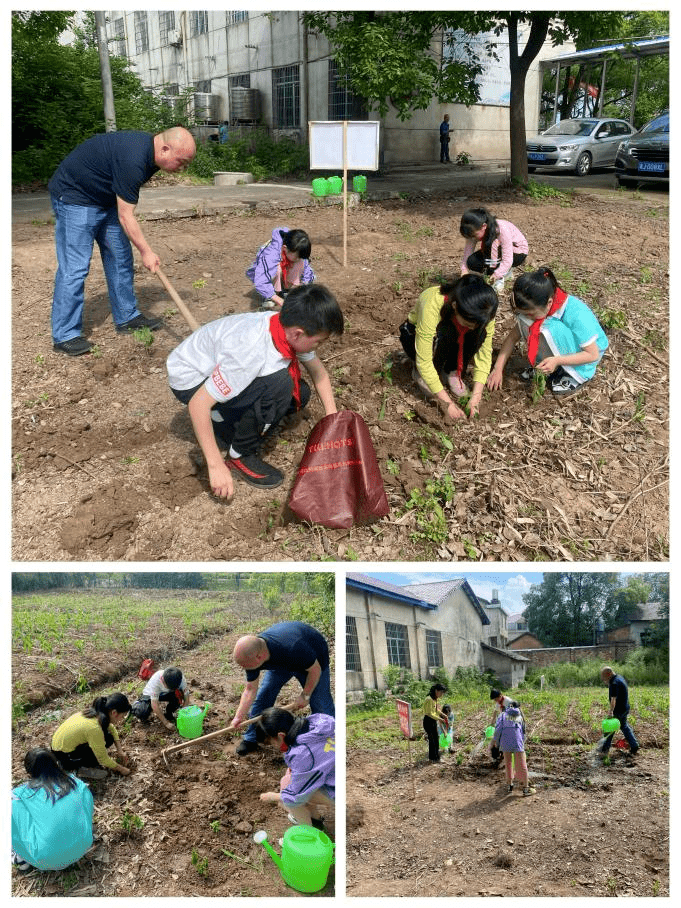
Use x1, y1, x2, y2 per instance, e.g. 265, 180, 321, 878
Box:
288, 410, 390, 529
137, 658, 155, 681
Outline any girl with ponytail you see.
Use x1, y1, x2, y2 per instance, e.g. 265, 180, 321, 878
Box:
399, 273, 498, 418
459, 207, 528, 291
487, 266, 608, 398
51, 693, 132, 777
255, 707, 335, 832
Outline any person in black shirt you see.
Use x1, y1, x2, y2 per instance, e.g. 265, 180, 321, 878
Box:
49, 127, 196, 355
600, 666, 639, 756
230, 621, 334, 755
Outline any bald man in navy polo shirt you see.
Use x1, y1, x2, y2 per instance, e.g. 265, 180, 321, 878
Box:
49, 127, 196, 356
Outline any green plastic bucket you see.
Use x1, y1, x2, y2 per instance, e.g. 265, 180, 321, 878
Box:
311, 178, 328, 197
176, 703, 211, 739
602, 717, 620, 735
327, 175, 343, 195
485, 725, 495, 739
439, 730, 453, 749
352, 174, 367, 193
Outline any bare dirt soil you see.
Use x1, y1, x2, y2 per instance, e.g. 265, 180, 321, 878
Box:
12, 186, 669, 562
346, 709, 669, 898
11, 614, 335, 897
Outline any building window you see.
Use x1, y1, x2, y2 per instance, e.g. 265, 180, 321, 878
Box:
134, 11, 149, 55
227, 11, 248, 26
159, 11, 176, 46
189, 11, 208, 37
346, 616, 362, 672
272, 65, 300, 129
425, 630, 443, 668
111, 17, 126, 58
229, 73, 251, 90
385, 622, 411, 669
328, 59, 364, 120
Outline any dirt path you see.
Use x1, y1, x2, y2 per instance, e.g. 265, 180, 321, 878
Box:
11, 631, 335, 897
12, 187, 668, 561
347, 733, 668, 897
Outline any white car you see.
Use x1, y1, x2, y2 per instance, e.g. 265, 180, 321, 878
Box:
526, 117, 635, 176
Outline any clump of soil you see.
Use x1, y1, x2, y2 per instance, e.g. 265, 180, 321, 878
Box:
12, 188, 668, 562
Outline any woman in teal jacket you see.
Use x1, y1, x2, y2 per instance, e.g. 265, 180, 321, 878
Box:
12, 748, 94, 872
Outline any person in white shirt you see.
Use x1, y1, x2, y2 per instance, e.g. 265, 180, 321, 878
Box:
167, 284, 344, 497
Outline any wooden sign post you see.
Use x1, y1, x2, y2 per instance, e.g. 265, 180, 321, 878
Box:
308, 120, 380, 268
396, 698, 417, 799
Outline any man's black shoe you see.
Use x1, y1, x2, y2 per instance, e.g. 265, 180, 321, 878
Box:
53, 336, 93, 356
235, 740, 260, 756
228, 454, 283, 489
116, 313, 163, 334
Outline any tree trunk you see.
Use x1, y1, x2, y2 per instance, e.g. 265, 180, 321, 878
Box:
507, 13, 550, 185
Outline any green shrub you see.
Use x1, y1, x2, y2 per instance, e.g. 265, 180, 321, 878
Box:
187, 129, 311, 183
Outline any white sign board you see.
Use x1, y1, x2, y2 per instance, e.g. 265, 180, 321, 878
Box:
309, 121, 380, 171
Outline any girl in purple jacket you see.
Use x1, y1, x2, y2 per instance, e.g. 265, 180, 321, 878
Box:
491, 702, 535, 796
256, 708, 335, 831
246, 227, 315, 309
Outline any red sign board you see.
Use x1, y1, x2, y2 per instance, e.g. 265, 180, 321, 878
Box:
396, 699, 413, 738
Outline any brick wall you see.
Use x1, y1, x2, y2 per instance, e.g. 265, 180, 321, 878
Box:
512, 641, 637, 668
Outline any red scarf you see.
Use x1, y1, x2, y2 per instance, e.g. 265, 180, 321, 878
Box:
268, 313, 301, 407
454, 319, 469, 378
280, 249, 291, 289
526, 288, 567, 365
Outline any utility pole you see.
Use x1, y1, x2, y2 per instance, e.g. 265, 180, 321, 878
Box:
95, 11, 116, 132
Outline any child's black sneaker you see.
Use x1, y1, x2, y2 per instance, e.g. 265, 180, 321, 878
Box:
116, 313, 163, 333
549, 371, 584, 398
507, 783, 514, 793
235, 740, 260, 756
228, 454, 283, 489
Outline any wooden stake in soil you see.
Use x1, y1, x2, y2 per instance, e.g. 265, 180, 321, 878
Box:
155, 267, 201, 333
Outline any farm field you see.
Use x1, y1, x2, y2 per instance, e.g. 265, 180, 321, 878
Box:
346, 686, 669, 897
12, 185, 668, 562
11, 588, 335, 897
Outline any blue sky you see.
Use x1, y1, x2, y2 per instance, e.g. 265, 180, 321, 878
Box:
360, 571, 545, 616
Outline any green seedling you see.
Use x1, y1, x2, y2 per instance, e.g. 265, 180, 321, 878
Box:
90, 344, 102, 358
192, 279, 207, 289
121, 811, 145, 834
192, 849, 209, 876
596, 307, 628, 329
35, 354, 45, 366
210, 820, 221, 833
462, 537, 478, 559
121, 455, 140, 465
133, 326, 154, 349
530, 370, 546, 403
456, 150, 471, 166
373, 357, 393, 384
403, 409, 415, 421
386, 457, 400, 476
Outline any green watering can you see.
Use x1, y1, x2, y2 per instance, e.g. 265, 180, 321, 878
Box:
602, 717, 620, 735
485, 725, 495, 739
176, 703, 211, 740
253, 825, 335, 893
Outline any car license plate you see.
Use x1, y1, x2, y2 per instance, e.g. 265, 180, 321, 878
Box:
638, 161, 666, 173
528, 153, 546, 162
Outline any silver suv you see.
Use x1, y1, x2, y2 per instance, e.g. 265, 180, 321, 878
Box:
526, 117, 635, 176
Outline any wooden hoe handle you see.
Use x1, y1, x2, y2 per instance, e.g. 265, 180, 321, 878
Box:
156, 267, 201, 332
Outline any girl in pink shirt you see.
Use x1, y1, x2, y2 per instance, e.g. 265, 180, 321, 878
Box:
460, 207, 528, 291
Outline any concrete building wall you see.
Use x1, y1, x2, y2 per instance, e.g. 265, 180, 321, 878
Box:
482, 648, 527, 689
482, 605, 508, 649
346, 586, 485, 693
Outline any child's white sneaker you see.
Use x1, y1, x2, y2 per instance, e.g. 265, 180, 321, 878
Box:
523, 786, 536, 796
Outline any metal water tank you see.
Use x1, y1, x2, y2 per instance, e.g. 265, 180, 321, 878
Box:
192, 92, 221, 123
230, 87, 260, 122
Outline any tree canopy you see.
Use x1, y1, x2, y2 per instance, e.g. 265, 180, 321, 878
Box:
522, 572, 667, 648
12, 11, 176, 185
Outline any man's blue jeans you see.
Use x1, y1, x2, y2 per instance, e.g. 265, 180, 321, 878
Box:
241, 665, 335, 744
51, 196, 142, 342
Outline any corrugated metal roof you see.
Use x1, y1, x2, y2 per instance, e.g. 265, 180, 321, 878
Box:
547, 35, 668, 66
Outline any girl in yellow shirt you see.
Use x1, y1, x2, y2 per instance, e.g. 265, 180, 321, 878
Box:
51, 694, 132, 777
399, 274, 498, 419
423, 683, 448, 762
